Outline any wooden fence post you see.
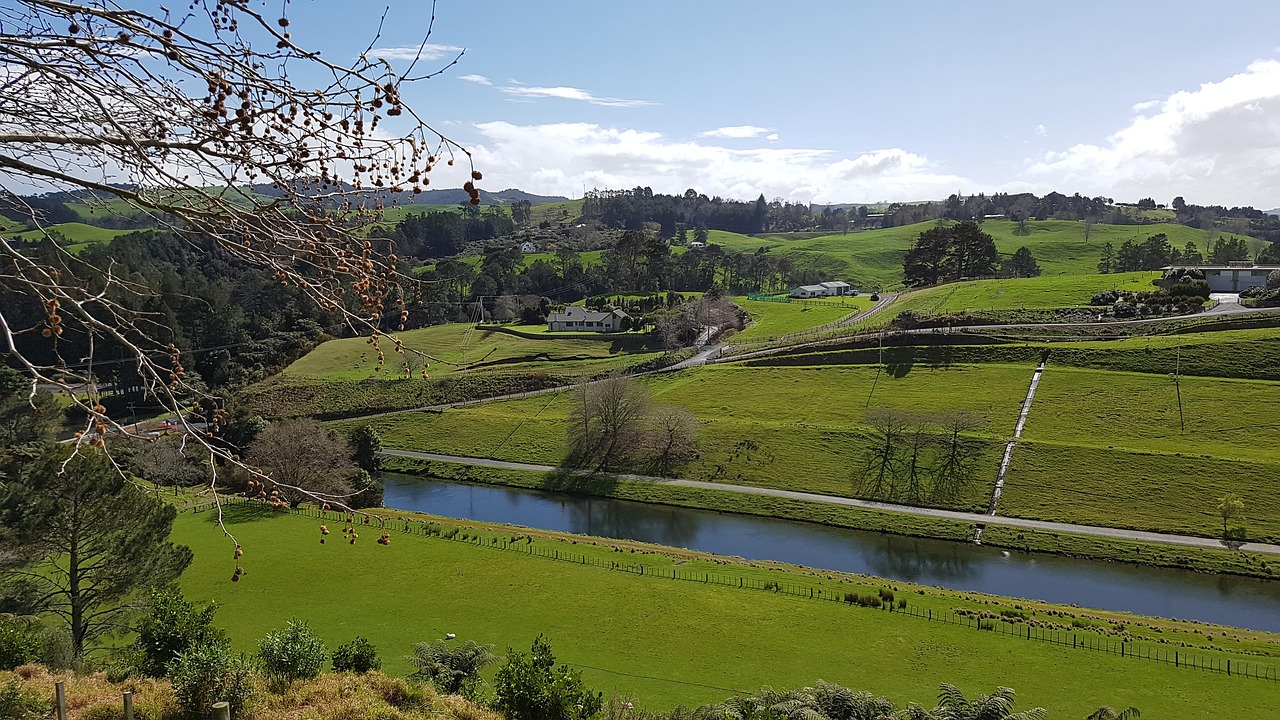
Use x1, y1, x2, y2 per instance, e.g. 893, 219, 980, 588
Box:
212, 700, 231, 720
124, 690, 134, 720
55, 681, 66, 720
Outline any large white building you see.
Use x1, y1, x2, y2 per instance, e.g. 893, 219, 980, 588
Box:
789, 280, 853, 298
1164, 264, 1280, 293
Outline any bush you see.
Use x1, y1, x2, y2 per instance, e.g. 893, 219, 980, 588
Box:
0, 678, 53, 720
332, 636, 382, 674
409, 639, 496, 697
0, 618, 42, 671
169, 643, 257, 718
1090, 290, 1120, 306
1268, 269, 1280, 291
494, 635, 601, 720
132, 589, 226, 677
257, 619, 327, 687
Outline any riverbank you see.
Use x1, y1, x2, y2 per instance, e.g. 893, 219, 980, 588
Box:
378, 455, 1280, 580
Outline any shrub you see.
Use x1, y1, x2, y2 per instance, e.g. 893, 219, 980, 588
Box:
132, 589, 226, 677
0, 618, 42, 671
332, 636, 382, 674
257, 619, 327, 687
169, 643, 257, 718
1089, 290, 1119, 306
0, 678, 53, 720
494, 635, 601, 720
409, 639, 496, 697
1268, 269, 1280, 291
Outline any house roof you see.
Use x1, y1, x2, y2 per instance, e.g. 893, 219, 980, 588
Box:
1162, 264, 1280, 271
819, 280, 851, 289
795, 284, 826, 293
546, 306, 631, 323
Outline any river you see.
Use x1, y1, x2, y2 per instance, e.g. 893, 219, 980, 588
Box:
381, 473, 1280, 632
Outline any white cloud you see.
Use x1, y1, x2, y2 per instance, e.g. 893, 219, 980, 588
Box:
698, 125, 771, 139
1035, 124, 1049, 137
498, 85, 653, 108
458, 74, 492, 85
1131, 100, 1160, 114
1024, 59, 1280, 206
456, 121, 967, 203
766, 133, 780, 142
366, 44, 464, 61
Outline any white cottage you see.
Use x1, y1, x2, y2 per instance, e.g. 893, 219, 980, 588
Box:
546, 306, 631, 332
519, 241, 537, 253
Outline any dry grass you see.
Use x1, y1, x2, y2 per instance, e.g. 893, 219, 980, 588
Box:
1, 665, 502, 720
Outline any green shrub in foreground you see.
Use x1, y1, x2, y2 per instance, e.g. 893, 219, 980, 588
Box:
133, 589, 227, 678
409, 639, 497, 698
495, 635, 601, 720
169, 643, 257, 717
332, 636, 382, 674
257, 618, 327, 687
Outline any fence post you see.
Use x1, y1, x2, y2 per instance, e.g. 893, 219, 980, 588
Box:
56, 681, 66, 720
212, 701, 231, 720
124, 691, 134, 720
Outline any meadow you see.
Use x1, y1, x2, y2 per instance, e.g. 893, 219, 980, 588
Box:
729, 295, 874, 343
171, 505, 1280, 717
2, 221, 131, 253
873, 271, 1161, 317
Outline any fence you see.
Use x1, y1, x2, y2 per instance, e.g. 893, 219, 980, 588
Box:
190, 497, 1279, 683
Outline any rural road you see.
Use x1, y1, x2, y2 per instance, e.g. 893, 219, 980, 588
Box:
379, 449, 1280, 557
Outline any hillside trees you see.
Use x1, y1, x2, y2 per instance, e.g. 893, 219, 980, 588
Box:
0, 0, 478, 506
0, 448, 192, 661
902, 221, 998, 287
248, 419, 363, 508
566, 375, 700, 473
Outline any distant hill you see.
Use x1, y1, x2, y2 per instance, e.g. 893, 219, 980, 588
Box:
247, 183, 568, 207
1265, 208, 1280, 216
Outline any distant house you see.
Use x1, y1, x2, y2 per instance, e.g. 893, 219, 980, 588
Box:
546, 306, 631, 332
789, 280, 854, 298
1164, 263, 1280, 293
688, 241, 707, 249
520, 241, 537, 253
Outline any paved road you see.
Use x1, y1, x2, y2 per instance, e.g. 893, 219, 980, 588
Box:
380, 449, 1280, 556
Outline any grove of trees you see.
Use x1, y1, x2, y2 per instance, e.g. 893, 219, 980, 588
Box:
902, 221, 999, 287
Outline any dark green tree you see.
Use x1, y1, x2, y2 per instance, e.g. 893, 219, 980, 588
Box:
494, 635, 601, 720
1004, 247, 1042, 278
1097, 242, 1116, 274
902, 226, 952, 287
0, 448, 192, 660
131, 589, 226, 677
350, 425, 382, 473
947, 221, 999, 279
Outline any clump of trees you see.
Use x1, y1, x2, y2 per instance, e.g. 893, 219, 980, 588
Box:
855, 409, 988, 504
247, 419, 382, 509
1089, 268, 1210, 318
566, 375, 700, 473
902, 221, 999, 287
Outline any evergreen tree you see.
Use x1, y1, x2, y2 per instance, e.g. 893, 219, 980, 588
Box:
0, 448, 192, 660
1097, 242, 1116, 274
1005, 247, 1042, 278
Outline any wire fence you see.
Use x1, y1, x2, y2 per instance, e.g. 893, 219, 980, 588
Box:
190, 497, 1279, 683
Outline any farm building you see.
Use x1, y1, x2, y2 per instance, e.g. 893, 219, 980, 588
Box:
520, 241, 537, 253
1163, 263, 1280, 293
546, 306, 631, 332
688, 241, 707, 249
789, 280, 853, 298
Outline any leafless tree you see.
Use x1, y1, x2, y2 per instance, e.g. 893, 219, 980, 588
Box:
566, 374, 651, 471
0, 1, 478, 529
645, 405, 699, 475
900, 413, 933, 504
247, 418, 360, 508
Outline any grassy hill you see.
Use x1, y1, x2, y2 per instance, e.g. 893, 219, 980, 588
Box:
2, 221, 132, 253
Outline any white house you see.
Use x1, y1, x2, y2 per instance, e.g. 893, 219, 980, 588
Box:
519, 241, 537, 253
688, 241, 707, 249
546, 306, 631, 332
1164, 263, 1280, 293
790, 280, 854, 298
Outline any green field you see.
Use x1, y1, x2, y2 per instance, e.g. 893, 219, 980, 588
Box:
695, 220, 1208, 291
173, 506, 1280, 717
730, 295, 873, 342
2, 221, 131, 252
281, 323, 659, 382
874, 271, 1162, 317
353, 364, 1039, 510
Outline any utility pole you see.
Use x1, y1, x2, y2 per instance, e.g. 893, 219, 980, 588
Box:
1169, 343, 1184, 433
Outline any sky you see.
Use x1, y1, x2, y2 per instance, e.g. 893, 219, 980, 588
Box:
25, 1, 1280, 208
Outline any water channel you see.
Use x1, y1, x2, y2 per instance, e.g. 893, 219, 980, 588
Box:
381, 473, 1280, 633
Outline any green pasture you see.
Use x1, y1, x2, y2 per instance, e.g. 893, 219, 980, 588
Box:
354, 364, 1040, 510
2, 221, 131, 251
281, 322, 656, 381
875, 271, 1161, 317
173, 508, 1280, 717
730, 296, 871, 342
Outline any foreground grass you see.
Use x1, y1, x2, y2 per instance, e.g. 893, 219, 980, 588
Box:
731, 296, 872, 343
170, 506, 1280, 717
877, 271, 1160, 317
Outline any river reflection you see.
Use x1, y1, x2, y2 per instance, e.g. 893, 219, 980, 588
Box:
380, 473, 1280, 632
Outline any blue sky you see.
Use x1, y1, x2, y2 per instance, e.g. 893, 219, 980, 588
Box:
120, 2, 1280, 207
